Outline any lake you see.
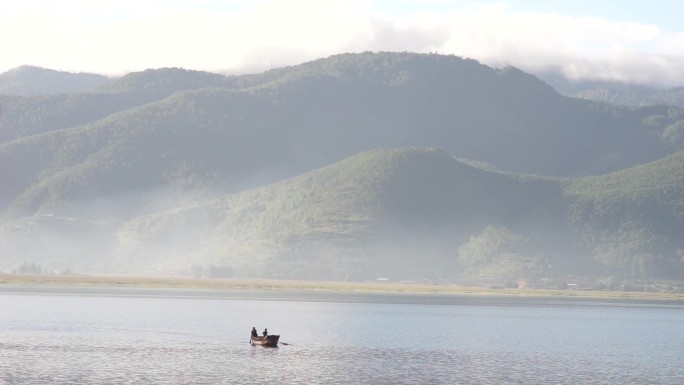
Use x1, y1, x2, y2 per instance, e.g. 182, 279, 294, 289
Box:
1, 285, 683, 384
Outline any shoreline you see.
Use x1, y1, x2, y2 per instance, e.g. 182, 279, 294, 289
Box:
1, 273, 683, 302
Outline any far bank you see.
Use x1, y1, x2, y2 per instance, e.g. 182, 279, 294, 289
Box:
1, 273, 683, 303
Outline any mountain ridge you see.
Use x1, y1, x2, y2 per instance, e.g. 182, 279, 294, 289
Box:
1, 52, 683, 283
0, 65, 110, 95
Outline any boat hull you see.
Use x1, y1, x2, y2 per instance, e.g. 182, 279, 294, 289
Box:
250, 335, 280, 347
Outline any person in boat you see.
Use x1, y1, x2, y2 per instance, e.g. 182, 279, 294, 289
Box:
262, 328, 268, 337
251, 327, 258, 338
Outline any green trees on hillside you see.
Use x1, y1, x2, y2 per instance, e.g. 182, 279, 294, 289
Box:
457, 226, 550, 283
566, 151, 684, 279
591, 221, 669, 277
662, 119, 684, 149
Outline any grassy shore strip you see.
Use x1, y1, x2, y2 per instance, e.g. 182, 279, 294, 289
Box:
1, 274, 683, 301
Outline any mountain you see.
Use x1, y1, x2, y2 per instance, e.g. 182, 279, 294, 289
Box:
115, 147, 684, 281
105, 147, 572, 280
4, 53, 683, 219
1, 52, 684, 282
0, 68, 230, 144
98, 67, 227, 95
2, 145, 683, 281
538, 72, 684, 109
0, 65, 110, 95
566, 150, 684, 278
572, 86, 684, 109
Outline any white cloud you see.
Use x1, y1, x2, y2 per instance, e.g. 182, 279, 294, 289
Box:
1, 0, 682, 86
361, 3, 682, 86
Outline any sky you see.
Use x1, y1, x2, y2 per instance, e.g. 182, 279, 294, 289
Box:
2, 0, 683, 86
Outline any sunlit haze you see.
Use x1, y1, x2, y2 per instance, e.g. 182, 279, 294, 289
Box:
2, 0, 683, 86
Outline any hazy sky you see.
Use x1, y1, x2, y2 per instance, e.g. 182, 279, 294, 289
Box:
2, 0, 683, 86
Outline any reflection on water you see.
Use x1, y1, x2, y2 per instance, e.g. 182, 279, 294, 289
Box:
1, 286, 683, 384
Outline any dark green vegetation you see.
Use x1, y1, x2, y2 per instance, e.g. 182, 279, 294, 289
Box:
1, 52, 683, 285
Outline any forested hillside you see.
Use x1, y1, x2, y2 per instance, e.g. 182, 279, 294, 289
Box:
113, 148, 570, 280
1, 52, 683, 283
110, 147, 684, 282
566, 150, 684, 278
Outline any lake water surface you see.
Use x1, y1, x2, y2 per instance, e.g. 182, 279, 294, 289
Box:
1, 286, 683, 384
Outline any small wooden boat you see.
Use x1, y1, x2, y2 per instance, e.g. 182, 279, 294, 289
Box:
250, 334, 280, 347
